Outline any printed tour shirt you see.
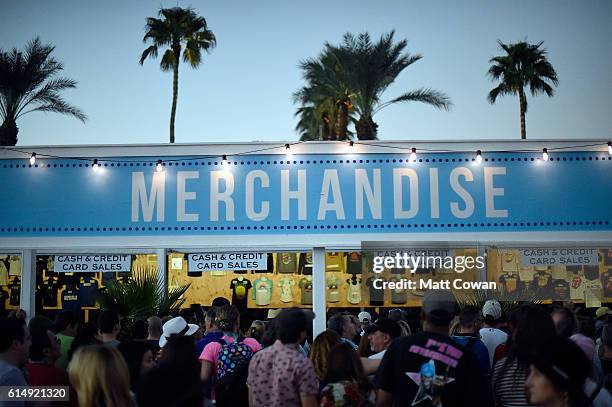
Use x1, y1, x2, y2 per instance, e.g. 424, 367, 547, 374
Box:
247, 340, 319, 407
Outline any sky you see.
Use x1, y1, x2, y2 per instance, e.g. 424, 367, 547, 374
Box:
1, 0, 611, 146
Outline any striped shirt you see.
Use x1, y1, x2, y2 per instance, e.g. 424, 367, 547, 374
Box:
492, 357, 541, 407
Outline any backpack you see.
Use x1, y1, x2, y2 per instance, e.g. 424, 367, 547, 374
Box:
215, 337, 254, 407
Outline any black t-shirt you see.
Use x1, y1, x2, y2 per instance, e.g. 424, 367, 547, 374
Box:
78, 276, 99, 307
230, 278, 252, 309
346, 252, 363, 274
61, 288, 80, 313
376, 332, 494, 407
366, 276, 385, 305
298, 253, 313, 275
0, 288, 8, 313
9, 278, 20, 306
43, 276, 60, 307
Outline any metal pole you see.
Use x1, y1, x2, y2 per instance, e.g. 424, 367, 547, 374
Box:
312, 247, 326, 339
20, 249, 36, 321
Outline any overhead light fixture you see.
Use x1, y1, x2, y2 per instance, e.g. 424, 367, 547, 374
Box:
156, 160, 163, 172
29, 153, 36, 165
285, 143, 292, 159
410, 148, 417, 162
221, 154, 228, 166
608, 141, 612, 155
92, 159, 99, 172
542, 148, 549, 162
475, 150, 482, 164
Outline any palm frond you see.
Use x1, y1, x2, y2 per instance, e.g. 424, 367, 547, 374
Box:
375, 88, 452, 113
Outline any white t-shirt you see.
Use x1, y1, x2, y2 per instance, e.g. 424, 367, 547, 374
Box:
368, 349, 387, 360
479, 327, 508, 367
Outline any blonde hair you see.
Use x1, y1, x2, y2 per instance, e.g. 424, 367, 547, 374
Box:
68, 345, 133, 407
310, 329, 341, 379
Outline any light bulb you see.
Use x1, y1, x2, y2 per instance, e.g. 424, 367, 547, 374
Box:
410, 148, 417, 162
29, 153, 36, 165
608, 141, 611, 155
92, 159, 99, 172
221, 155, 228, 166
156, 160, 163, 172
285, 144, 292, 159
475, 150, 482, 164
542, 148, 549, 162
349, 141, 354, 147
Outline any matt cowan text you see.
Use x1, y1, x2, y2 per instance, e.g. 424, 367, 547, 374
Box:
372, 278, 497, 290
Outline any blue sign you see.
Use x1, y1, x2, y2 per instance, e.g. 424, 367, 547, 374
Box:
1, 152, 610, 236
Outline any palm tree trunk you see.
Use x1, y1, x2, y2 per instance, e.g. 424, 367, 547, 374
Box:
336, 102, 349, 141
519, 88, 526, 140
356, 115, 378, 140
170, 59, 179, 144
0, 118, 18, 146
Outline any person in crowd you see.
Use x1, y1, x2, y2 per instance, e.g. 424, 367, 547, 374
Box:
551, 306, 579, 338
0, 318, 31, 387
451, 305, 491, 377
28, 315, 53, 335
260, 317, 278, 348
247, 308, 319, 407
248, 320, 266, 343
54, 310, 79, 369
320, 342, 375, 407
196, 307, 223, 355
159, 316, 199, 349
212, 297, 231, 307
480, 299, 509, 367
525, 337, 591, 407
68, 344, 134, 407
328, 313, 358, 351
146, 316, 162, 356
117, 340, 156, 392
98, 310, 121, 347
387, 308, 404, 323
345, 312, 363, 344
67, 322, 101, 363
578, 315, 596, 339
358, 333, 374, 358
200, 304, 261, 405
376, 289, 493, 407
365, 318, 401, 360
131, 319, 148, 340
27, 328, 78, 405
599, 324, 612, 392
310, 329, 342, 385
8, 309, 27, 320
303, 310, 316, 356
595, 307, 611, 338
569, 333, 612, 406
358, 311, 372, 333
492, 304, 556, 407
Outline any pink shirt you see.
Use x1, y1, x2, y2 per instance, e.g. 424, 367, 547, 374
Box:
199, 335, 261, 376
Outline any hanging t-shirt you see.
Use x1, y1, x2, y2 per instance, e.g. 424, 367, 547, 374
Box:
327, 276, 341, 303
346, 278, 362, 305
389, 276, 407, 304
8, 257, 20, 276
0, 288, 8, 313
276, 253, 297, 274
499, 273, 520, 294
365, 276, 385, 305
229, 278, 252, 309
78, 276, 99, 307
253, 277, 273, 306
603, 270, 612, 298
61, 289, 80, 313
603, 249, 612, 266
278, 276, 295, 303
299, 277, 313, 305
326, 252, 344, 273
253, 253, 275, 273
584, 265, 600, 280
0, 260, 8, 286
298, 252, 313, 275
345, 252, 363, 275
42, 276, 60, 308
531, 271, 553, 300
376, 332, 493, 407
569, 273, 586, 300
518, 267, 535, 282
9, 277, 20, 306
552, 279, 570, 301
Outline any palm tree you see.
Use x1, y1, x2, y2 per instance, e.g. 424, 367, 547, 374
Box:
335, 31, 451, 140
487, 40, 559, 140
294, 31, 451, 141
0, 37, 86, 146
139, 7, 216, 143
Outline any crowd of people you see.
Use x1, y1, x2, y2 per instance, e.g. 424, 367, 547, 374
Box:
1, 292, 612, 407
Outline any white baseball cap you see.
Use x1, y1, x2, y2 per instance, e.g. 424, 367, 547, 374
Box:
159, 316, 199, 348
482, 299, 502, 321
358, 311, 372, 323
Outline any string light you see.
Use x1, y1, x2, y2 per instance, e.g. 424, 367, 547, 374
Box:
475, 150, 482, 164
221, 154, 228, 166
542, 148, 549, 162
29, 153, 36, 165
608, 141, 612, 155
285, 144, 292, 159
349, 141, 354, 147
156, 160, 163, 172
410, 148, 417, 162
92, 159, 99, 172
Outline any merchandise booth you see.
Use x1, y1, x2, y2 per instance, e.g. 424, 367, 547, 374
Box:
1, 139, 611, 337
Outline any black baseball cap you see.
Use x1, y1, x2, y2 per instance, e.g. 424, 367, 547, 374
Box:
364, 318, 402, 338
